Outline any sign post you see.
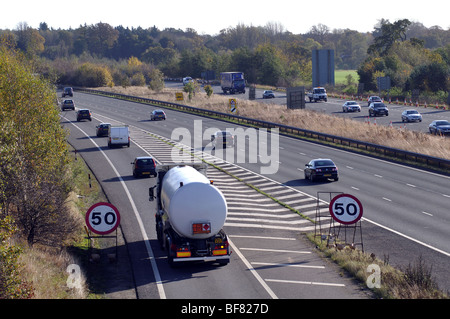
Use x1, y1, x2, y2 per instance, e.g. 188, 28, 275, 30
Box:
85, 202, 121, 261
229, 98, 237, 113
327, 194, 364, 251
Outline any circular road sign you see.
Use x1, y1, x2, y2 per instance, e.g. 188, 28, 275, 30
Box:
329, 194, 363, 225
85, 202, 121, 235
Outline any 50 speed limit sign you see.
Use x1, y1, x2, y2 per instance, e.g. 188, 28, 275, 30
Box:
329, 194, 363, 225
85, 202, 121, 235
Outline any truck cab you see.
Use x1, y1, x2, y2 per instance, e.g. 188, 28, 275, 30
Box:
220, 72, 246, 94
308, 87, 328, 102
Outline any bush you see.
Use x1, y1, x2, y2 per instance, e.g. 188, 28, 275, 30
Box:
131, 72, 146, 86
148, 69, 165, 92
74, 62, 113, 87
204, 84, 213, 97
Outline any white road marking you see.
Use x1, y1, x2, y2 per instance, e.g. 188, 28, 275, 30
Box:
64, 115, 166, 299
265, 278, 345, 287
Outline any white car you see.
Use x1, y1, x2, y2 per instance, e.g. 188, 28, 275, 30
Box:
401, 109, 422, 122
183, 77, 193, 85
342, 101, 361, 112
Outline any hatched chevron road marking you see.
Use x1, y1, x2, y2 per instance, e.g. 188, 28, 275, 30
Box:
92, 113, 331, 232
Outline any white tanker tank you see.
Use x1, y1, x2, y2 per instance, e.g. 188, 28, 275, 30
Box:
151, 164, 231, 266
160, 165, 227, 239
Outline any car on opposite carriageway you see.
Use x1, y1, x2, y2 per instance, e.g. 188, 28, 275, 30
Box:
428, 120, 450, 135
368, 102, 389, 117
401, 109, 422, 122
342, 101, 361, 112
304, 158, 339, 182
262, 90, 275, 99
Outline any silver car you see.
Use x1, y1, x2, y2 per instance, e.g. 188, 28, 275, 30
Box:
343, 101, 361, 112
401, 110, 422, 122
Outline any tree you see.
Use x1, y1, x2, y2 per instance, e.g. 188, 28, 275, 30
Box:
85, 22, 119, 57
15, 23, 45, 57
0, 46, 78, 247
368, 19, 411, 56
74, 62, 113, 87
254, 43, 283, 86
407, 62, 449, 92
148, 68, 165, 91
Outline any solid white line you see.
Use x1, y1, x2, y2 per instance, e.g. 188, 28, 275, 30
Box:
66, 116, 166, 299
228, 240, 278, 299
421, 211, 433, 217
363, 218, 450, 257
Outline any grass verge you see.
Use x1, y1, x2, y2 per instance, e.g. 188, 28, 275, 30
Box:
307, 233, 448, 299
20, 144, 109, 299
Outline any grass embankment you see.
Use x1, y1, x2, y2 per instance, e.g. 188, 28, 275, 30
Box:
308, 233, 448, 299
19, 145, 107, 299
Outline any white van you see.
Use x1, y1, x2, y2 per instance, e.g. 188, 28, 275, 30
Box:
108, 126, 130, 148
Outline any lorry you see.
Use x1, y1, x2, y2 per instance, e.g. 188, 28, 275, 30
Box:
149, 164, 231, 266
220, 72, 246, 94
307, 87, 328, 102
108, 125, 130, 148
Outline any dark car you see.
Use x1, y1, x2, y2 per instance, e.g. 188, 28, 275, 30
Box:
428, 120, 450, 135
131, 156, 157, 177
151, 110, 166, 120
304, 159, 339, 182
96, 123, 111, 137
211, 131, 235, 149
76, 109, 92, 122
262, 90, 275, 99
368, 102, 389, 117
61, 99, 75, 111
367, 95, 382, 106
62, 87, 73, 97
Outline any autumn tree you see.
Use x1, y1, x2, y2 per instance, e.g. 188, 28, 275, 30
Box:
0, 46, 79, 247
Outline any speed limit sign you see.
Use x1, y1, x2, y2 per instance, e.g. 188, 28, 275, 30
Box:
85, 202, 121, 235
329, 194, 363, 225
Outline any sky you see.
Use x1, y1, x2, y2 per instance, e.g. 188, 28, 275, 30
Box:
2, 0, 449, 35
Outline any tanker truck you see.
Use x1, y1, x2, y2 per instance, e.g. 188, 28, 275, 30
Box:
149, 163, 230, 266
